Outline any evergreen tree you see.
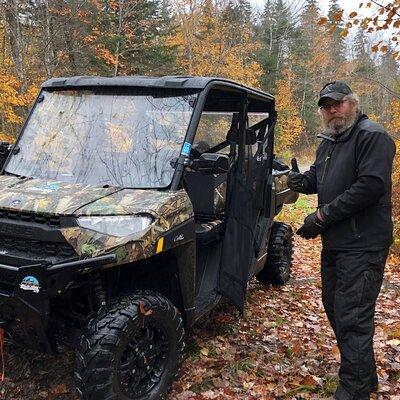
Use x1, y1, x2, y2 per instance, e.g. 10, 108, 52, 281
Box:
92, 0, 177, 76
291, 0, 326, 144
257, 0, 295, 93
221, 0, 252, 48
353, 28, 375, 75
327, 0, 346, 63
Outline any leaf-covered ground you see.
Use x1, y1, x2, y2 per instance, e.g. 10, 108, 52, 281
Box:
169, 238, 400, 399
1, 196, 399, 400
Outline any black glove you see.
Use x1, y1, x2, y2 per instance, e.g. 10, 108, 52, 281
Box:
297, 211, 325, 239
287, 158, 304, 192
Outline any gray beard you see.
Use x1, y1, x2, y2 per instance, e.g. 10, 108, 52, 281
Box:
322, 110, 359, 136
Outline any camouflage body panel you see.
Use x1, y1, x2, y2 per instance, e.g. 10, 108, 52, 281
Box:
274, 172, 298, 205
274, 173, 288, 193
0, 174, 194, 263
0, 175, 119, 214
62, 189, 194, 262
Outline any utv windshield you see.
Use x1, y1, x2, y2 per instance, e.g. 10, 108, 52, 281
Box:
5, 89, 196, 188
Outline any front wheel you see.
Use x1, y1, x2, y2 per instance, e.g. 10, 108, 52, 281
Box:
75, 291, 185, 400
256, 222, 293, 285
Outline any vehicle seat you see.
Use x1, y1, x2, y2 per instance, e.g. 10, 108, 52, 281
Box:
184, 169, 227, 244
195, 219, 225, 245
184, 170, 227, 218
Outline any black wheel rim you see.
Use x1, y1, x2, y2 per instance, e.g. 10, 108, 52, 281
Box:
118, 323, 170, 398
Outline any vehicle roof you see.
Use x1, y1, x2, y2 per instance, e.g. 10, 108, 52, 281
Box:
41, 75, 274, 102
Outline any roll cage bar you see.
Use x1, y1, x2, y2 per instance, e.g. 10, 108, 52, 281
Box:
170, 80, 276, 190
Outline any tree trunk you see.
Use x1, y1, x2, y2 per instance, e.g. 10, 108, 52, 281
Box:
3, 0, 27, 91
114, 0, 125, 76
43, 0, 56, 78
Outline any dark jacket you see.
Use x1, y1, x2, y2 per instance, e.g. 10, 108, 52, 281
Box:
299, 113, 396, 251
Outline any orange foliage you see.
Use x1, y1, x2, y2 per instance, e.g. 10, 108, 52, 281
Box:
0, 67, 27, 139
275, 69, 304, 152
391, 139, 400, 251
319, 0, 400, 56
389, 97, 400, 134
172, 0, 262, 88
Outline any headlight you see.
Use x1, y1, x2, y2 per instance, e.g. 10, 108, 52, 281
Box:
77, 215, 153, 237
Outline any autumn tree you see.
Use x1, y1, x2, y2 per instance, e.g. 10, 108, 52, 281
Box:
275, 69, 304, 152
90, 0, 177, 76
171, 0, 262, 87
290, 0, 336, 144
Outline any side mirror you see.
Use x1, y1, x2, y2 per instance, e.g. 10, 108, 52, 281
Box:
196, 153, 229, 174
0, 142, 13, 169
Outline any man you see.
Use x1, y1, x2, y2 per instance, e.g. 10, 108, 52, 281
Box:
287, 81, 396, 400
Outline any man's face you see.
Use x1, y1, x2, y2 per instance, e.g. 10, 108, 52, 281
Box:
319, 98, 358, 135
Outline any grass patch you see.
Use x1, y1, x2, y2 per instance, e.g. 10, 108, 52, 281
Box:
189, 377, 214, 393
286, 384, 318, 397
389, 369, 400, 382
230, 358, 255, 374
321, 376, 338, 395
185, 338, 200, 360
275, 314, 286, 326
277, 194, 317, 226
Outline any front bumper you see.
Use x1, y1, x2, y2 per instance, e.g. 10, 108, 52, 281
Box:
0, 253, 116, 352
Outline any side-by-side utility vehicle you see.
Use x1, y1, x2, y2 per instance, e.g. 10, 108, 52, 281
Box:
0, 76, 297, 399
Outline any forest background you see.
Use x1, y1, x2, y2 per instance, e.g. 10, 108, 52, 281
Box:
0, 0, 400, 246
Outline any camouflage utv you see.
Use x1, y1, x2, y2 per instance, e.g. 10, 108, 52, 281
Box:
0, 76, 297, 400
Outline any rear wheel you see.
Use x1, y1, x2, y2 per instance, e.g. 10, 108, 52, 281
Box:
256, 222, 293, 285
75, 291, 185, 400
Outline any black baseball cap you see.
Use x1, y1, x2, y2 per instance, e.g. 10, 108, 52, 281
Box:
318, 81, 352, 106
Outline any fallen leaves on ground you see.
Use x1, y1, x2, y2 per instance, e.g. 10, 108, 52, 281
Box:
1, 235, 399, 399
169, 236, 400, 399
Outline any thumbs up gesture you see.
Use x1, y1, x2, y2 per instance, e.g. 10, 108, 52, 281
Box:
287, 157, 304, 192
291, 158, 300, 173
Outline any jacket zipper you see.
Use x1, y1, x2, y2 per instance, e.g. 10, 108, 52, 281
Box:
321, 145, 335, 183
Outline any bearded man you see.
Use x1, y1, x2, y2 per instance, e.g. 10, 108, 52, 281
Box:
287, 82, 396, 400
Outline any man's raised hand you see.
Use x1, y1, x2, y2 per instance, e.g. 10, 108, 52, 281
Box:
287, 157, 304, 192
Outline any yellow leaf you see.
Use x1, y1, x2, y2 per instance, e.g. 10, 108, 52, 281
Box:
371, 44, 379, 52
340, 29, 349, 37
200, 347, 209, 356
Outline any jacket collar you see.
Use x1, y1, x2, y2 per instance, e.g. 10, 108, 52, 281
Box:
317, 113, 368, 143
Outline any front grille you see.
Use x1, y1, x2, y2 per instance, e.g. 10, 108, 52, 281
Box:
0, 235, 76, 261
0, 270, 16, 285
0, 209, 61, 227
0, 269, 17, 293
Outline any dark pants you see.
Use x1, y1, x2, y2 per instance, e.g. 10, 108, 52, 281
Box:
321, 248, 389, 400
